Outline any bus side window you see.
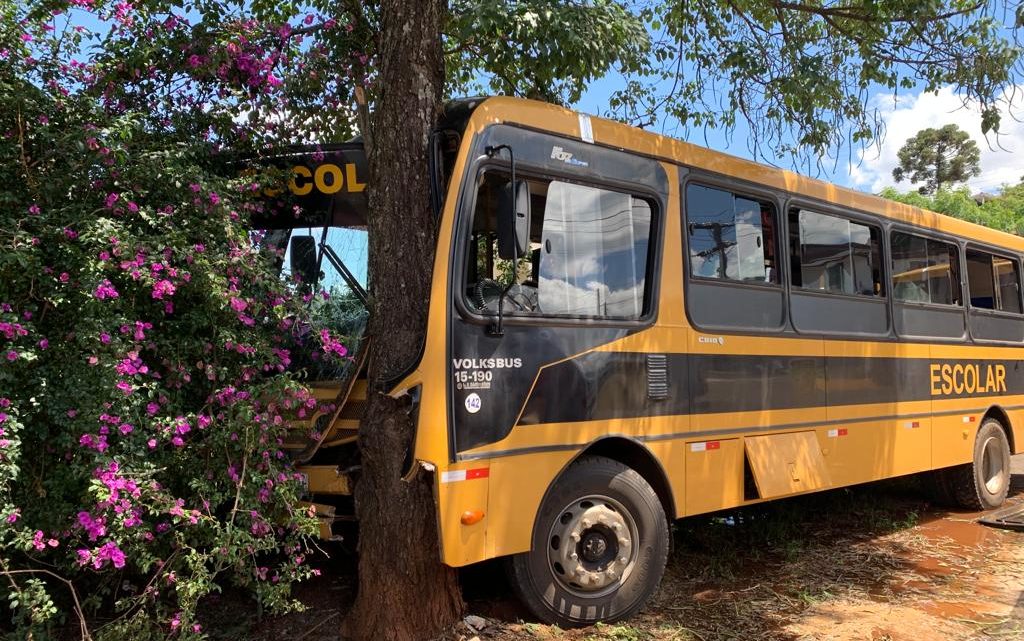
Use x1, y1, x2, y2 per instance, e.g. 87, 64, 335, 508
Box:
996, 258, 1023, 313
968, 249, 1023, 314
685, 184, 778, 285
967, 249, 997, 309
788, 209, 884, 297
891, 231, 961, 306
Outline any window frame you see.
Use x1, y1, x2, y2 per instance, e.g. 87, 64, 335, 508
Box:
680, 173, 790, 335
453, 159, 665, 328
683, 181, 783, 291
888, 227, 965, 311
787, 206, 887, 301
965, 243, 1024, 318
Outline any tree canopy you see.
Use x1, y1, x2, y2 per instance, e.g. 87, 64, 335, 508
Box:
892, 124, 983, 194
882, 181, 1024, 235
608, 1, 1021, 165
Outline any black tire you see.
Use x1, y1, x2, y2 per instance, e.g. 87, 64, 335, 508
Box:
507, 456, 669, 628
933, 418, 1011, 510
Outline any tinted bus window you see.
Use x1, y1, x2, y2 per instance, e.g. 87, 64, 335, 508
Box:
967, 249, 1022, 313
540, 182, 651, 318
789, 209, 883, 296
997, 258, 1022, 313
891, 231, 961, 306
465, 172, 653, 320
685, 184, 778, 284
967, 249, 997, 309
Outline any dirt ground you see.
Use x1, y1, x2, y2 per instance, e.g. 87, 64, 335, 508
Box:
223, 457, 1024, 641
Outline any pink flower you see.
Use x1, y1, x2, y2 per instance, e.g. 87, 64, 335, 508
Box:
94, 280, 119, 300
100, 332, 111, 344
229, 297, 247, 312
28, 204, 40, 215
151, 279, 175, 299
6, 510, 20, 524
6, 351, 18, 361
38, 338, 48, 350
93, 542, 126, 569
77, 512, 106, 541
318, 330, 347, 358
20, 33, 32, 42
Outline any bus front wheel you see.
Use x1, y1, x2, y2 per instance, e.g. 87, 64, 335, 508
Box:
934, 418, 1011, 511
507, 455, 669, 628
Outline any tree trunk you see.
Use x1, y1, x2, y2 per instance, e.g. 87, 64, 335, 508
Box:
343, 1, 463, 640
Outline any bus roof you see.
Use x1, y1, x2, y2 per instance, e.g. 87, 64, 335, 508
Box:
469, 96, 1024, 254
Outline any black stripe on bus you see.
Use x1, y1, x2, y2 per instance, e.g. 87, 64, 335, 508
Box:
515, 352, 1024, 426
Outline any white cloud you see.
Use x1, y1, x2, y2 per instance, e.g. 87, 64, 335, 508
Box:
848, 85, 1024, 194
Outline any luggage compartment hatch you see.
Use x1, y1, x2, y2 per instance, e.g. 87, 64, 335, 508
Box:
744, 431, 831, 499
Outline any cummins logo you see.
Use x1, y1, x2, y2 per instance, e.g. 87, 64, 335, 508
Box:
698, 335, 725, 346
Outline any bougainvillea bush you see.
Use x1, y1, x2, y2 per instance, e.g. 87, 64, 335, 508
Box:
1, 2, 352, 638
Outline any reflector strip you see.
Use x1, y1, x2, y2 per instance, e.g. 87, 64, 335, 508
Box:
690, 441, 720, 452
441, 467, 490, 483
962, 416, 977, 423
827, 428, 849, 438
903, 421, 921, 429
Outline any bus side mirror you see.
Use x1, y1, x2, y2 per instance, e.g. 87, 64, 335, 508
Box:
497, 179, 531, 261
289, 235, 319, 285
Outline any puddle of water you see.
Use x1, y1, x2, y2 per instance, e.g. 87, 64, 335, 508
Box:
907, 555, 954, 578
917, 517, 997, 549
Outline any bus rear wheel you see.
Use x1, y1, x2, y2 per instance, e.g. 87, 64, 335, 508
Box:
507, 455, 669, 628
933, 418, 1011, 511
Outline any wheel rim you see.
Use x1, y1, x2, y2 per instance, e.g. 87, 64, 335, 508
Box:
546, 494, 639, 598
981, 435, 1007, 495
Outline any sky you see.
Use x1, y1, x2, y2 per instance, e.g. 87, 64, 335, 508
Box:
574, 77, 1024, 198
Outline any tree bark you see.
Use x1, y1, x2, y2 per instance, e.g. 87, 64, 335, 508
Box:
344, 1, 463, 640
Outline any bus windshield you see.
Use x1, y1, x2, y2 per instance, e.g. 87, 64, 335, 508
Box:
264, 225, 370, 380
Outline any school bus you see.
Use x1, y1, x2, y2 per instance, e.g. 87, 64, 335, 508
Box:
262, 96, 1021, 627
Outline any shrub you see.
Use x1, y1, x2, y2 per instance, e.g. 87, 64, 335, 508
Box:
1, 2, 343, 638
